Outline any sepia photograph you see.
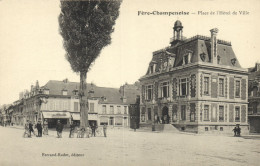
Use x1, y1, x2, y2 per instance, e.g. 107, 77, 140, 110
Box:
0, 0, 260, 165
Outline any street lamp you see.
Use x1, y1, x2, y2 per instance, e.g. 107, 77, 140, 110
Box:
36, 89, 48, 122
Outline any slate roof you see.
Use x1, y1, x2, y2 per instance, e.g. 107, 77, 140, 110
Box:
43, 80, 139, 105
145, 31, 242, 76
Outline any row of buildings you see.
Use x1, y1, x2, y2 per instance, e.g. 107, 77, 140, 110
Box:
139, 20, 260, 134
0, 79, 140, 128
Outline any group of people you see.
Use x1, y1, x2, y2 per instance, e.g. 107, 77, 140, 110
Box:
24, 119, 48, 138
69, 122, 107, 138
154, 114, 170, 124
24, 119, 108, 138
233, 124, 241, 137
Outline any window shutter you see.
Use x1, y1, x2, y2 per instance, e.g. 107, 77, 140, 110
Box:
229, 104, 234, 122
211, 75, 218, 98
241, 79, 247, 100
229, 77, 234, 99
241, 105, 246, 122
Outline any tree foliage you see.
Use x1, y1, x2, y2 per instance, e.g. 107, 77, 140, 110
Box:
59, 0, 121, 73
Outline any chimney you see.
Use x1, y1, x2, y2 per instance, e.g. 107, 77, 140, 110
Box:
256, 63, 260, 71
210, 28, 219, 64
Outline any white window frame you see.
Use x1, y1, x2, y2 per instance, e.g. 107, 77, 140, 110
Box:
218, 77, 225, 97
218, 105, 224, 122
234, 105, 241, 122
203, 104, 210, 121
145, 85, 153, 100
160, 81, 169, 98
235, 79, 241, 98
179, 78, 188, 96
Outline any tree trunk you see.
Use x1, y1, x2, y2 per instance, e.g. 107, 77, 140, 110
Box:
79, 71, 88, 128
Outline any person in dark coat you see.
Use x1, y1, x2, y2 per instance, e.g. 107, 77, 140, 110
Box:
36, 121, 43, 137
56, 120, 64, 138
103, 124, 107, 137
69, 122, 75, 138
91, 124, 96, 137
29, 121, 35, 137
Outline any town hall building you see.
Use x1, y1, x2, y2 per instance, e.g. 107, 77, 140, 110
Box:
139, 20, 249, 134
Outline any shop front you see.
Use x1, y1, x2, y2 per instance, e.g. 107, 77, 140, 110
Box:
42, 111, 71, 128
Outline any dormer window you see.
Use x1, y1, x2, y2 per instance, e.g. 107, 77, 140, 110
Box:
44, 89, 49, 95
200, 53, 206, 62
183, 52, 192, 65
62, 90, 68, 96
231, 58, 236, 66
150, 65, 154, 74
149, 63, 156, 74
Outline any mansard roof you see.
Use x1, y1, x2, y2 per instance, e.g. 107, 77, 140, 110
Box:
145, 34, 241, 76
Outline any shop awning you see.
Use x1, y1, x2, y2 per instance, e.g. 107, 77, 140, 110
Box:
42, 112, 70, 119
71, 113, 80, 121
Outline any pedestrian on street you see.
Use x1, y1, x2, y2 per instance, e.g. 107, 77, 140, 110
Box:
43, 119, 48, 135
69, 122, 75, 138
56, 120, 64, 138
232, 126, 237, 136
103, 124, 107, 137
236, 124, 241, 137
29, 121, 35, 137
91, 124, 96, 137
23, 120, 30, 138
36, 121, 43, 137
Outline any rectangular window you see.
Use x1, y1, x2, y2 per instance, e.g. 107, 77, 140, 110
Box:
183, 55, 188, 64
204, 77, 209, 95
150, 65, 154, 74
74, 102, 78, 112
90, 103, 94, 113
161, 82, 169, 98
117, 106, 121, 114
148, 108, 152, 120
124, 106, 127, 114
204, 105, 209, 121
219, 78, 224, 96
219, 106, 224, 121
62, 90, 68, 96
180, 78, 188, 96
145, 85, 153, 100
235, 107, 240, 122
181, 105, 186, 120
235, 80, 241, 97
110, 106, 114, 114
102, 105, 106, 114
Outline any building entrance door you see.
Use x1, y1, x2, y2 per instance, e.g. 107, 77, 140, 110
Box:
109, 117, 114, 126
162, 106, 169, 124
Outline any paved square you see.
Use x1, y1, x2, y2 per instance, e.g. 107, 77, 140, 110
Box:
0, 126, 259, 166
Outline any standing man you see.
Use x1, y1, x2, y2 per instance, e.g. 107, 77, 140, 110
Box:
91, 123, 96, 137
56, 120, 64, 138
103, 124, 107, 137
36, 121, 43, 137
43, 119, 48, 135
29, 121, 35, 137
69, 122, 75, 138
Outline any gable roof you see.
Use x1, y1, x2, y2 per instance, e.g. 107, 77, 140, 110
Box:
43, 80, 139, 105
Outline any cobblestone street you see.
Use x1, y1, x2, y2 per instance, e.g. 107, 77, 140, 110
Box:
0, 126, 259, 166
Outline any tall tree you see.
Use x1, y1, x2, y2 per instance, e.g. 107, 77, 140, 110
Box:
59, 0, 121, 130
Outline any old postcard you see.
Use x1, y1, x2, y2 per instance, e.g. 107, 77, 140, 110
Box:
0, 0, 259, 166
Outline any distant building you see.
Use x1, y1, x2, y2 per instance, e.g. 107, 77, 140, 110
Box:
11, 79, 140, 128
139, 20, 249, 134
248, 63, 260, 133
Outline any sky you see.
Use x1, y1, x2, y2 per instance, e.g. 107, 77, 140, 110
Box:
0, 0, 260, 106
